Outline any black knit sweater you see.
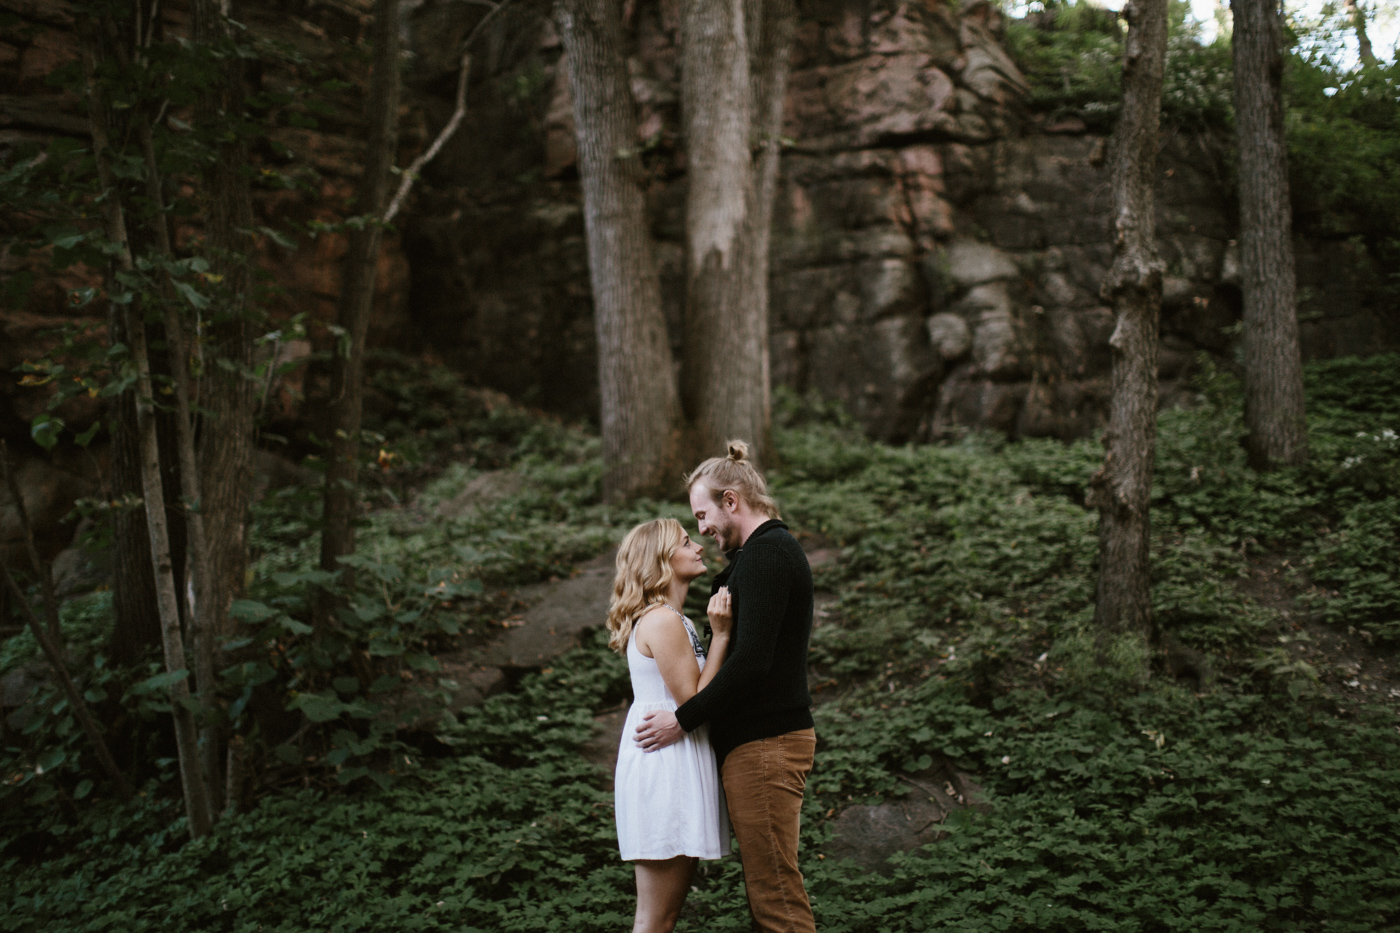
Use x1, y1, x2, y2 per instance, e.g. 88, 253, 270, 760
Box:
675, 519, 814, 764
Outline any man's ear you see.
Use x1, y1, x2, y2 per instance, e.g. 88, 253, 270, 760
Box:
723, 490, 739, 512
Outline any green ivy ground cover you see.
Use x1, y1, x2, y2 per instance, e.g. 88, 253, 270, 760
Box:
4, 356, 1400, 931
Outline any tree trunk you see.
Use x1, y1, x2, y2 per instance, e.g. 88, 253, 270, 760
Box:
1091, 0, 1168, 648
738, 0, 796, 462
107, 365, 164, 668
1344, 0, 1376, 65
192, 0, 259, 655
137, 114, 224, 813
679, 0, 794, 466
557, 0, 682, 500
1232, 0, 1308, 470
679, 0, 766, 464
316, 0, 401, 616
80, 24, 214, 837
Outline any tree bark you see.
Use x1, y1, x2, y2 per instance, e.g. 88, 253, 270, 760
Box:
136, 114, 223, 812
107, 367, 164, 668
1232, 0, 1308, 470
679, 0, 765, 464
557, 0, 682, 500
316, 0, 401, 616
1344, 0, 1376, 66
738, 0, 795, 462
192, 0, 259, 650
80, 23, 214, 837
679, 0, 794, 467
1091, 0, 1168, 646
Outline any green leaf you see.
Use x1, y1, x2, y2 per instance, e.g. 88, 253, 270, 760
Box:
73, 421, 101, 448
30, 413, 65, 450
288, 691, 349, 723
129, 669, 189, 696
73, 779, 94, 800
229, 599, 275, 623
273, 744, 301, 766
36, 747, 65, 774
405, 652, 441, 672
278, 616, 313, 636
171, 279, 210, 310
257, 226, 296, 249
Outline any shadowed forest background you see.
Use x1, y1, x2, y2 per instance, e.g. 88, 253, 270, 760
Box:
1, 0, 1399, 929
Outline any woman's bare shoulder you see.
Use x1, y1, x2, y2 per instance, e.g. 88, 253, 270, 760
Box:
634, 606, 689, 658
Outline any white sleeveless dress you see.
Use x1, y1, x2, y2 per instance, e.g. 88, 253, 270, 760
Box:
614, 610, 731, 861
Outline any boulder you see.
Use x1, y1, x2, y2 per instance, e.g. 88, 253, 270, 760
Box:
824, 762, 983, 873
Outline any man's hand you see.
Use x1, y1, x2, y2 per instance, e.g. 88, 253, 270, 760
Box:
635, 709, 684, 752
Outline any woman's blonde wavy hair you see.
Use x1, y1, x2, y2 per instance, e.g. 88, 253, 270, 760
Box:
606, 518, 686, 654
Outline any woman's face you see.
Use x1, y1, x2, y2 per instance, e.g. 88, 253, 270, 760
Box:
668, 531, 706, 583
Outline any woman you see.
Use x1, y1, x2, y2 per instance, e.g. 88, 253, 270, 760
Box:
608, 518, 732, 933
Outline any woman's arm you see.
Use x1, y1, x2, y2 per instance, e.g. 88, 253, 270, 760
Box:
637, 590, 731, 706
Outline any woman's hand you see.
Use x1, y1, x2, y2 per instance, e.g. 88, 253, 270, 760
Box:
707, 586, 733, 638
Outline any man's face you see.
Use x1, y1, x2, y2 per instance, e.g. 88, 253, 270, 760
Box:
689, 484, 738, 551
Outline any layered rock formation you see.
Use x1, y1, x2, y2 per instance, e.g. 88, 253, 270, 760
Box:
403, 0, 1395, 439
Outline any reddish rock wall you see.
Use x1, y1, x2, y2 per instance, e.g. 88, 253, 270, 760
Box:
402, 0, 1395, 439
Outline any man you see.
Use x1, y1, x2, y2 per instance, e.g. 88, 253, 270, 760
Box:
634, 440, 816, 933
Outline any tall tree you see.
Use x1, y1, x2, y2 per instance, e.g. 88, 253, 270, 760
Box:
556, 0, 682, 500
1232, 0, 1309, 469
679, 0, 795, 467
1344, 0, 1376, 66
80, 21, 215, 836
317, 0, 402, 617
192, 0, 260, 653
1090, 0, 1169, 652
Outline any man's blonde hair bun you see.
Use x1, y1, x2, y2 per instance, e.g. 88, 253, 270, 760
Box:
685, 439, 780, 519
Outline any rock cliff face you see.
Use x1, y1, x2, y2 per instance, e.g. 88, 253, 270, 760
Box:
1, 0, 1394, 498
401, 0, 1395, 440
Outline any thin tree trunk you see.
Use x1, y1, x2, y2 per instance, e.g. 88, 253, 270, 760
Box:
1344, 0, 1376, 65
0, 557, 134, 801
80, 23, 214, 837
106, 333, 164, 668
136, 117, 222, 811
557, 0, 681, 500
680, 0, 769, 464
1091, 0, 1168, 647
1232, 0, 1308, 469
738, 0, 795, 462
192, 0, 259, 653
316, 0, 401, 619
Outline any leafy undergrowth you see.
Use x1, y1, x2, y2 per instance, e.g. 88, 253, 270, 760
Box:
4, 356, 1400, 932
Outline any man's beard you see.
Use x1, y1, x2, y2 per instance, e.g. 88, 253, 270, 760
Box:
711, 514, 737, 551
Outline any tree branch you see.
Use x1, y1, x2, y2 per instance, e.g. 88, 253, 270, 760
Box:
383, 53, 472, 224
381, 0, 514, 224
1, 449, 134, 802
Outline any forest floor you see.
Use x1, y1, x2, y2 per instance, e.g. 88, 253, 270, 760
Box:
3, 355, 1400, 932
1241, 552, 1400, 710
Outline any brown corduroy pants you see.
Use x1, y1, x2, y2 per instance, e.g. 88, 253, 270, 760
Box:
721, 728, 817, 933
